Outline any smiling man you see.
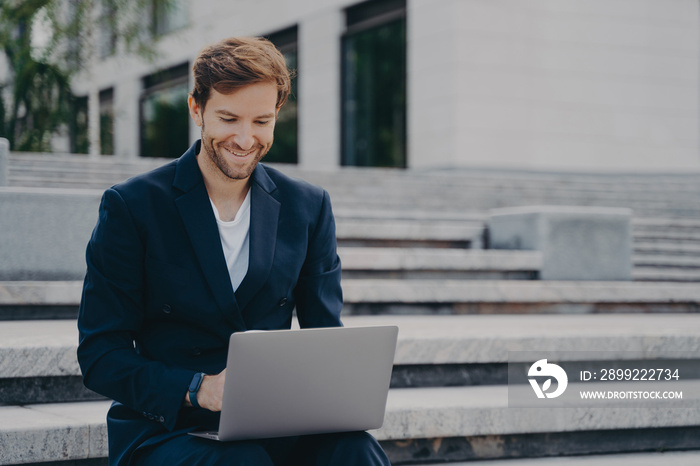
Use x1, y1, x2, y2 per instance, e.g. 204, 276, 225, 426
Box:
77, 37, 390, 466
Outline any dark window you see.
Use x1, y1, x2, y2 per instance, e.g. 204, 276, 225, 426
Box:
265, 26, 298, 164
70, 96, 88, 154
99, 88, 114, 155
139, 63, 190, 158
342, 0, 407, 168
69, 89, 113, 155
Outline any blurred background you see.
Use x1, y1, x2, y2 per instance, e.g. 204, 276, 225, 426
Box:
1, 1, 700, 466
3, 0, 698, 172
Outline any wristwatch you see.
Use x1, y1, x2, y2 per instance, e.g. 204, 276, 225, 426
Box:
188, 372, 206, 409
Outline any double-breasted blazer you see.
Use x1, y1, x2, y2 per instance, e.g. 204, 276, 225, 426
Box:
77, 141, 343, 466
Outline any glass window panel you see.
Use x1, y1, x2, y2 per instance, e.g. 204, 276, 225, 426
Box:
264, 48, 298, 164
265, 27, 298, 164
342, 16, 406, 168
140, 79, 189, 158
70, 96, 88, 154
99, 88, 114, 155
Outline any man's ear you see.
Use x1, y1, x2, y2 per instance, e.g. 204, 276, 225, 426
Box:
188, 95, 203, 127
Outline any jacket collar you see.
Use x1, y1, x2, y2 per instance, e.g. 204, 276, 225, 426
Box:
172, 141, 281, 329
173, 140, 203, 193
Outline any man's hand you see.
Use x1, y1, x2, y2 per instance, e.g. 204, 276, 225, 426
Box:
185, 369, 226, 412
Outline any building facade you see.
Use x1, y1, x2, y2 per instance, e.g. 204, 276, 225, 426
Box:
72, 0, 700, 173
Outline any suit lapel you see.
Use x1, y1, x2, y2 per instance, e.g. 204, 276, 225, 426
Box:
236, 165, 280, 315
172, 143, 246, 331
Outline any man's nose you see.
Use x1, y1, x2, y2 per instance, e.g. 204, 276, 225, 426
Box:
234, 126, 255, 151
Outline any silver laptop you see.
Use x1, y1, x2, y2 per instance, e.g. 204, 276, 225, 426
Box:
189, 325, 398, 441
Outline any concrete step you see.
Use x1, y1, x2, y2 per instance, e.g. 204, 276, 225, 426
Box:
3, 280, 700, 321
413, 450, 700, 465
634, 242, 700, 255
338, 248, 540, 279
335, 219, 484, 248
633, 217, 700, 229
9, 156, 700, 218
3, 384, 699, 465
633, 254, 700, 268
634, 232, 700, 243
632, 268, 700, 282
341, 280, 700, 314
333, 207, 486, 222
10, 154, 700, 192
2, 314, 699, 404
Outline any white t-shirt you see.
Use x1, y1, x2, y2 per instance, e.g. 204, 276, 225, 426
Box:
209, 190, 251, 293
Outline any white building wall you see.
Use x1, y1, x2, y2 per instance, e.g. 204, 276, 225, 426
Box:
408, 0, 462, 169
113, 77, 141, 159
298, 9, 344, 170
73, 0, 700, 172
446, 0, 700, 172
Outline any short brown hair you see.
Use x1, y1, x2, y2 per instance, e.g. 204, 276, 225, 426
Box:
191, 37, 292, 110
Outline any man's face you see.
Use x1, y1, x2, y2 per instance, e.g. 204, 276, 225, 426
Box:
189, 82, 277, 183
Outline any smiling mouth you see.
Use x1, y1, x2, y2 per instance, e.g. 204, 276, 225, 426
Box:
223, 146, 256, 158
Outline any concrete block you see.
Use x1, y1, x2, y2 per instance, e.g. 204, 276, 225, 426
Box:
0, 188, 102, 280
489, 206, 633, 280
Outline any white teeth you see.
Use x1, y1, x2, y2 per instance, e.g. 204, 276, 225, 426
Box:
225, 147, 253, 157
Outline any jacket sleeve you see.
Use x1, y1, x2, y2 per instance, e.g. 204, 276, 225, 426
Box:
294, 189, 344, 329
77, 188, 194, 431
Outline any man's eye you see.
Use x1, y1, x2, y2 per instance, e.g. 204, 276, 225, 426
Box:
256, 120, 271, 126
220, 118, 235, 123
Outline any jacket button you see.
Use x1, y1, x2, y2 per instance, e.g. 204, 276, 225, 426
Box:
162, 304, 172, 314
192, 347, 202, 357
159, 416, 165, 423
278, 298, 288, 307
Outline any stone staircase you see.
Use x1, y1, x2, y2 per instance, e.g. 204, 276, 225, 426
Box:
632, 217, 700, 282
2, 314, 699, 465
5, 152, 700, 280
2, 152, 700, 465
8, 153, 700, 219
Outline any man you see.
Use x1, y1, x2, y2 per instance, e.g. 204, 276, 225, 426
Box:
77, 37, 390, 466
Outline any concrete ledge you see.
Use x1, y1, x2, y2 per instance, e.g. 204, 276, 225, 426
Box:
0, 401, 107, 465
335, 219, 483, 247
3, 314, 699, 379
413, 450, 700, 466
633, 268, 700, 282
0, 281, 83, 306
2, 387, 700, 465
342, 279, 700, 304
372, 385, 700, 440
338, 248, 541, 272
5, 280, 700, 308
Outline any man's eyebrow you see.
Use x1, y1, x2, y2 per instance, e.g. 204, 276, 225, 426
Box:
214, 110, 275, 119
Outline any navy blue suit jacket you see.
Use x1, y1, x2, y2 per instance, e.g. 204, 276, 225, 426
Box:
77, 141, 343, 466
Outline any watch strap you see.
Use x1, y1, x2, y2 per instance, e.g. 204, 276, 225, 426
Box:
188, 372, 205, 409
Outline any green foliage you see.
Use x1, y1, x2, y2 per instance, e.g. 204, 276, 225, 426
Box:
0, 0, 176, 152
